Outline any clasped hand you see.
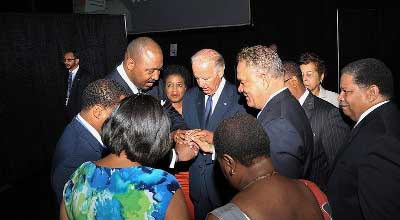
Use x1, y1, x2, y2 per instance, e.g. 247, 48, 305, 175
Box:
172, 129, 215, 162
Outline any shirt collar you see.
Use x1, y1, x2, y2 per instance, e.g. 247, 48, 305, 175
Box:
257, 87, 287, 118
318, 85, 327, 98
76, 114, 104, 147
204, 77, 226, 114
69, 65, 79, 81
299, 89, 310, 105
354, 100, 389, 128
117, 62, 139, 94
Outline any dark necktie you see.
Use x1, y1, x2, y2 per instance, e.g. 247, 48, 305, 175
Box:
66, 71, 73, 106
204, 95, 213, 128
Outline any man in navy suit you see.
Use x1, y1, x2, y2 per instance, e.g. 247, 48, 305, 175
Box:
63, 50, 96, 122
177, 49, 246, 220
104, 37, 186, 131
327, 58, 400, 220
283, 61, 350, 191
51, 79, 127, 204
236, 45, 314, 179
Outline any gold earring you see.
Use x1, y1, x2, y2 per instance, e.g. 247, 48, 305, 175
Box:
230, 169, 235, 176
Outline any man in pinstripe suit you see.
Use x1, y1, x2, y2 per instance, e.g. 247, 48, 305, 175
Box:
283, 61, 350, 192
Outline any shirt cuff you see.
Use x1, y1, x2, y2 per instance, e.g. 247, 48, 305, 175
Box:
169, 148, 178, 168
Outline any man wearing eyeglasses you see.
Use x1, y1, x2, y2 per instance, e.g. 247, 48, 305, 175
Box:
63, 50, 95, 122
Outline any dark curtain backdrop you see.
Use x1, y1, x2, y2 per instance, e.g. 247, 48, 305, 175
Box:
0, 13, 127, 184
128, 1, 338, 92
339, 8, 400, 104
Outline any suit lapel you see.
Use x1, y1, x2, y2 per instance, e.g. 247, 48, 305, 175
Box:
302, 93, 315, 120
259, 89, 290, 121
330, 110, 375, 170
207, 84, 232, 130
71, 69, 81, 92
196, 90, 205, 129
72, 118, 104, 154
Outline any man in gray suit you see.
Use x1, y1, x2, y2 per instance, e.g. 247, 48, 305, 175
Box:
236, 45, 314, 179
283, 61, 350, 191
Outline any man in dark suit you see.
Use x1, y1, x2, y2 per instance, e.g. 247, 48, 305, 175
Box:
63, 50, 95, 122
51, 79, 127, 204
177, 49, 246, 220
327, 58, 400, 220
283, 61, 350, 191
104, 36, 186, 132
236, 45, 314, 179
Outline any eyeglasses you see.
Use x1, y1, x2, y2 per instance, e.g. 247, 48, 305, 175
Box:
284, 77, 292, 83
63, 58, 76, 62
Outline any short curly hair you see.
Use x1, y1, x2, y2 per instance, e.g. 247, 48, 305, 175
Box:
236, 45, 283, 78
213, 113, 270, 167
81, 79, 128, 111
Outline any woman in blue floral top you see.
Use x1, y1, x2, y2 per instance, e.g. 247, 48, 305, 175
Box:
60, 94, 189, 220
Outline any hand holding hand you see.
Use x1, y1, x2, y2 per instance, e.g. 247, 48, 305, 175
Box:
191, 136, 215, 154
171, 129, 188, 144
190, 130, 214, 145
174, 142, 199, 161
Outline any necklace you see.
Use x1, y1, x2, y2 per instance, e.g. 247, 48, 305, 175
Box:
241, 171, 278, 190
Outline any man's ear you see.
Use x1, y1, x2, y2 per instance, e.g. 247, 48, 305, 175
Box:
217, 67, 225, 78
222, 154, 236, 176
291, 77, 300, 88
127, 56, 135, 70
260, 73, 270, 90
366, 85, 380, 102
92, 104, 103, 119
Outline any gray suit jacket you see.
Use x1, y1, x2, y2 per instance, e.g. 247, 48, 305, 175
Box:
302, 92, 350, 191
257, 89, 314, 178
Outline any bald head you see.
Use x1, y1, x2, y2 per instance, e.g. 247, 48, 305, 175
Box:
123, 37, 164, 90
126, 37, 163, 61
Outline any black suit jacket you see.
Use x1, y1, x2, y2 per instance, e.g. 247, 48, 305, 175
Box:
257, 89, 314, 178
104, 69, 187, 131
65, 67, 95, 122
327, 102, 400, 220
302, 92, 350, 191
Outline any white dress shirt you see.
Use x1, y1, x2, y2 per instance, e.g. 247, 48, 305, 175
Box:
76, 114, 104, 147
117, 62, 139, 94
354, 100, 389, 128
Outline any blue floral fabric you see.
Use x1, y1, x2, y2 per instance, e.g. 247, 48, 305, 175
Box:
63, 161, 180, 220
